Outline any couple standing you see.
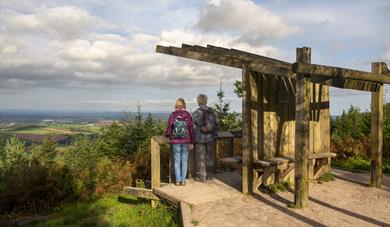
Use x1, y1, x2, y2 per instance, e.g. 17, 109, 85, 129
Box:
165, 94, 219, 186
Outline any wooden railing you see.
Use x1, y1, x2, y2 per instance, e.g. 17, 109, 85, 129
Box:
150, 131, 242, 189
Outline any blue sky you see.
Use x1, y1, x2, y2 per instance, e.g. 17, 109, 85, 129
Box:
0, 0, 389, 115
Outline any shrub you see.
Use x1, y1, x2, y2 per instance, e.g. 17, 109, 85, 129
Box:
0, 112, 165, 216
0, 136, 133, 216
330, 136, 370, 159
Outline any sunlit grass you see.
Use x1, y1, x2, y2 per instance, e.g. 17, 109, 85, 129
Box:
332, 157, 390, 174
31, 194, 179, 227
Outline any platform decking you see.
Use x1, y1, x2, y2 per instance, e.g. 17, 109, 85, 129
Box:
154, 171, 242, 205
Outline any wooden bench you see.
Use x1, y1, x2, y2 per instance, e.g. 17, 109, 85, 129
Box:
308, 152, 336, 179
219, 156, 242, 172
252, 157, 294, 192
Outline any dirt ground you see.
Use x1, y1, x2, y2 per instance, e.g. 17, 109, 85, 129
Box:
191, 169, 390, 227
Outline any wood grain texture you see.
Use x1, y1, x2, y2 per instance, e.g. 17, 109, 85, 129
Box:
294, 47, 311, 208
123, 186, 159, 200
292, 62, 390, 84
242, 63, 253, 194
151, 137, 161, 189
370, 62, 384, 188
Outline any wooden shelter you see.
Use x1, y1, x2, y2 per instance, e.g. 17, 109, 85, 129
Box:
155, 44, 390, 208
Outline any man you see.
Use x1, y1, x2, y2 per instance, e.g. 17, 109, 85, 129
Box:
192, 94, 219, 182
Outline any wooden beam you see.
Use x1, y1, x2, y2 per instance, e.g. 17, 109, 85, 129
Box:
292, 62, 390, 84
156, 45, 291, 76
370, 62, 384, 188
206, 44, 292, 70
180, 44, 291, 69
180, 202, 193, 227
310, 75, 381, 92
242, 63, 253, 194
294, 47, 311, 208
123, 186, 160, 200
151, 137, 161, 189
229, 47, 292, 67
156, 45, 243, 68
153, 135, 170, 144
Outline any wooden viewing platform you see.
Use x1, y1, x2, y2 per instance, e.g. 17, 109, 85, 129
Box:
154, 171, 242, 205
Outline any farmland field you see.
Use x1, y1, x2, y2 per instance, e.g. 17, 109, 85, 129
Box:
0, 123, 103, 144
2, 124, 102, 135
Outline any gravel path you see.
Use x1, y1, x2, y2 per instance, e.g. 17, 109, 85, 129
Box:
191, 169, 390, 227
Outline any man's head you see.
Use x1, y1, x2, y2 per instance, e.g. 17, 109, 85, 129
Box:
197, 94, 208, 106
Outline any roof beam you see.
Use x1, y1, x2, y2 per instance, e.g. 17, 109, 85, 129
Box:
206, 44, 292, 69
292, 62, 390, 84
310, 75, 381, 92
156, 45, 291, 77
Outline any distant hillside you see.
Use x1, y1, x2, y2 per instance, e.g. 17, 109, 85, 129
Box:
0, 110, 171, 124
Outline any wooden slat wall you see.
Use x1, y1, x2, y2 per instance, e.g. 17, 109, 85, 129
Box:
252, 74, 329, 162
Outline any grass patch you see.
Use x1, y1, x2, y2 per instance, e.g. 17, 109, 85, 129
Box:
29, 194, 179, 227
260, 181, 291, 194
191, 219, 199, 226
317, 172, 335, 183
287, 203, 297, 209
332, 157, 390, 174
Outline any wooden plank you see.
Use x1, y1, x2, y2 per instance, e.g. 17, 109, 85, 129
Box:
310, 75, 380, 92
153, 135, 170, 144
180, 202, 193, 227
370, 62, 384, 188
206, 44, 293, 74
257, 74, 265, 160
280, 163, 295, 180
229, 47, 292, 68
320, 84, 331, 154
292, 62, 390, 84
153, 188, 180, 206
308, 152, 336, 159
123, 186, 159, 200
294, 47, 311, 208
253, 159, 271, 167
262, 74, 271, 160
268, 157, 290, 165
242, 63, 253, 194
186, 44, 292, 70
151, 137, 161, 189
217, 131, 234, 138
250, 71, 259, 162
156, 45, 291, 76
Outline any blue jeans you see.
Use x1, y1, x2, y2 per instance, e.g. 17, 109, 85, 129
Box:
172, 144, 189, 182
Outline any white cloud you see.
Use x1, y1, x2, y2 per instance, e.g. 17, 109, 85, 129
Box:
2, 2, 287, 92
5, 5, 104, 39
385, 50, 390, 62
196, 0, 297, 44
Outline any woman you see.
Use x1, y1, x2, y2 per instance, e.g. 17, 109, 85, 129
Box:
165, 98, 195, 186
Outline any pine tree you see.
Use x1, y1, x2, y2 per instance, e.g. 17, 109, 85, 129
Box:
213, 81, 241, 131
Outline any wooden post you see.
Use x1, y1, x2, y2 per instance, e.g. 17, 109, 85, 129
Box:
294, 47, 311, 208
151, 137, 161, 189
242, 63, 253, 194
370, 62, 383, 188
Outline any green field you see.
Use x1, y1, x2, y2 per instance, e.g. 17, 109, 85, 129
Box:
1, 124, 102, 135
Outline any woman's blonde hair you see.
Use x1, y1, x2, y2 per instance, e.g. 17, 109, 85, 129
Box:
175, 98, 186, 109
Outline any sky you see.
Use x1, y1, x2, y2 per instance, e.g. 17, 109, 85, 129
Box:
0, 0, 389, 115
